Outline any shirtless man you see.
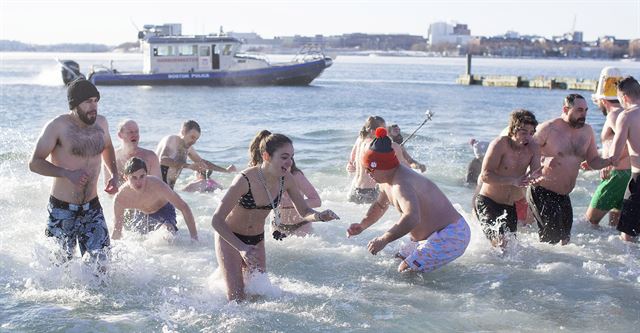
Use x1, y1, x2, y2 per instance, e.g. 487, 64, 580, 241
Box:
29, 78, 118, 264
610, 76, 640, 242
476, 109, 541, 247
156, 120, 236, 189
347, 127, 470, 273
105, 119, 161, 187
585, 68, 631, 227
529, 94, 613, 244
112, 157, 198, 241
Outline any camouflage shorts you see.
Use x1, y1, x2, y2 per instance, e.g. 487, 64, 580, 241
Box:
46, 196, 110, 262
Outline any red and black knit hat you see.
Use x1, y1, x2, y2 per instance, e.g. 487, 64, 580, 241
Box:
362, 127, 399, 171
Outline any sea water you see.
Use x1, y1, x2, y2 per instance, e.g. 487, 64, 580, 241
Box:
1, 52, 639, 332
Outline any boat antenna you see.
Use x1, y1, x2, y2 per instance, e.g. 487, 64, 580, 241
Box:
129, 18, 140, 32
401, 110, 434, 146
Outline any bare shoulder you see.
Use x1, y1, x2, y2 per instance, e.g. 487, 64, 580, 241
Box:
95, 115, 109, 129
140, 147, 159, 159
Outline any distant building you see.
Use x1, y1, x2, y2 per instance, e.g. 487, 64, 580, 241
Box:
427, 22, 472, 46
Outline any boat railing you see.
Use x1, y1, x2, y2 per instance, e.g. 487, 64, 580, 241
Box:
234, 53, 269, 62
292, 44, 326, 63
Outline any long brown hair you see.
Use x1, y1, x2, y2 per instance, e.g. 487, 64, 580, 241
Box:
359, 116, 386, 139
248, 130, 272, 166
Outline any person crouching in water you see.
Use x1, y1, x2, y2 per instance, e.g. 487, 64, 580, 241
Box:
183, 169, 223, 193
112, 157, 199, 241
476, 110, 542, 248
211, 133, 339, 301
347, 127, 470, 273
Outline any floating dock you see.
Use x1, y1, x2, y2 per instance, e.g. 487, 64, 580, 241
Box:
456, 55, 597, 91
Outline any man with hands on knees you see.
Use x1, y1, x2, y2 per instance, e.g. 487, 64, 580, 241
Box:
347, 128, 470, 273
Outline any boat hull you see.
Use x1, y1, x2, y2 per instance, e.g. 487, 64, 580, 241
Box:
89, 58, 330, 86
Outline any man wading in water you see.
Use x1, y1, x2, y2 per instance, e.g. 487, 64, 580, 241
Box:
29, 78, 118, 270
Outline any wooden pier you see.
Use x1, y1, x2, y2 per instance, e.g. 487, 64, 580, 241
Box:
456, 55, 597, 91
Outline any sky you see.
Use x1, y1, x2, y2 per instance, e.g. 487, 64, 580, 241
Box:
1, 0, 638, 45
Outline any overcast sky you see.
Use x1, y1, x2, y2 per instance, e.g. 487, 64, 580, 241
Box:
1, 0, 638, 45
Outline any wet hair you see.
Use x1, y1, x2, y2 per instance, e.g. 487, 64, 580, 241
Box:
248, 130, 272, 166
359, 116, 386, 139
507, 109, 538, 137
260, 133, 293, 158
290, 158, 302, 175
563, 94, 586, 108
182, 120, 201, 133
616, 76, 640, 99
123, 157, 147, 175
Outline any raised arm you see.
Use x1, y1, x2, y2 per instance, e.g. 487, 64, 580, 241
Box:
188, 148, 235, 173
158, 137, 188, 168
286, 172, 338, 223
584, 128, 613, 170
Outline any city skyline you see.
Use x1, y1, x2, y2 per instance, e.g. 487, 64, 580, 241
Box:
1, 0, 638, 45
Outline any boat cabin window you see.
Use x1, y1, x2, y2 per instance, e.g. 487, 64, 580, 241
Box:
155, 45, 175, 56
199, 46, 210, 56
223, 44, 233, 56
178, 45, 197, 56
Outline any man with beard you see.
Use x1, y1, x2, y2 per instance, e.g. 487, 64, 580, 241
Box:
155, 120, 236, 189
476, 109, 542, 248
609, 76, 640, 242
584, 68, 631, 227
112, 157, 198, 240
29, 78, 118, 267
106, 119, 161, 187
528, 94, 613, 244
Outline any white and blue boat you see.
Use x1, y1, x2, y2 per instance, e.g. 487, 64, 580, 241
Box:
60, 23, 332, 86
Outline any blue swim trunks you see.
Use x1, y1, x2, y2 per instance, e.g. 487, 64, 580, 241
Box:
46, 196, 110, 262
127, 202, 178, 234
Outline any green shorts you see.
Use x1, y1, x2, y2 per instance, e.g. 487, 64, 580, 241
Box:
590, 169, 632, 211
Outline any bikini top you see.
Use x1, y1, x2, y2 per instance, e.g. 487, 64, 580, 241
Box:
238, 172, 284, 210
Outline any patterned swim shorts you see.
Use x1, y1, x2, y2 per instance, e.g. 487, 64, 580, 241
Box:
398, 217, 470, 273
46, 196, 110, 262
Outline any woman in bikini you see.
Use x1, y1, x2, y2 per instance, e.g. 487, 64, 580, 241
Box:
211, 132, 339, 301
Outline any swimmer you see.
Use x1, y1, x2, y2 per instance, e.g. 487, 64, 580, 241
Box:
475, 109, 541, 248
112, 157, 199, 241
347, 128, 470, 273
530, 94, 614, 244
182, 169, 223, 193
211, 133, 339, 301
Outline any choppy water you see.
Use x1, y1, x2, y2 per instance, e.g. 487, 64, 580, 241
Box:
1, 52, 639, 332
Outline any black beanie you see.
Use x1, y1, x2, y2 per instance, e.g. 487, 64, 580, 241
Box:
67, 78, 100, 110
